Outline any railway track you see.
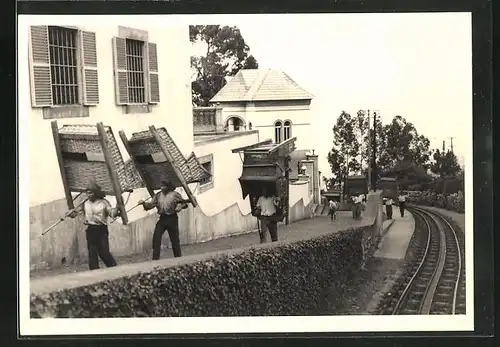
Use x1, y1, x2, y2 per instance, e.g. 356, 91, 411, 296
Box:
390, 206, 465, 315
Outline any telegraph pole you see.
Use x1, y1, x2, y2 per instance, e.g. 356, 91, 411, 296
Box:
442, 140, 445, 152
371, 111, 377, 192
367, 109, 372, 190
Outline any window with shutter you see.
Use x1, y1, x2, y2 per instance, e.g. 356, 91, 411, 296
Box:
80, 31, 99, 105
28, 25, 99, 109
147, 42, 160, 104
112, 32, 159, 108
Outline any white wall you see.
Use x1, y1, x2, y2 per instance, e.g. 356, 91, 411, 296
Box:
20, 23, 193, 207
220, 101, 313, 150
289, 181, 312, 207
193, 131, 260, 216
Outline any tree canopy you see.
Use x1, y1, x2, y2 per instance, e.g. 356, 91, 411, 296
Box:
190, 25, 259, 106
326, 112, 432, 188
430, 149, 461, 179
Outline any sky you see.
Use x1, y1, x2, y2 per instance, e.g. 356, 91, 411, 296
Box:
206, 13, 472, 176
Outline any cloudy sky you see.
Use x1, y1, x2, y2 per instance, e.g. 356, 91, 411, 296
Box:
223, 13, 472, 175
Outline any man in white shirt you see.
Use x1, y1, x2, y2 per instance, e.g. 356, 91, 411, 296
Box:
398, 192, 407, 217
255, 187, 281, 243
328, 199, 338, 222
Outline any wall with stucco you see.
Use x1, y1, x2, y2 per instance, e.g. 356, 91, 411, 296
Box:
21, 23, 194, 208
218, 100, 313, 150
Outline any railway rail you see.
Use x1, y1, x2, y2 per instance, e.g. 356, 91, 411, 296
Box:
390, 205, 466, 315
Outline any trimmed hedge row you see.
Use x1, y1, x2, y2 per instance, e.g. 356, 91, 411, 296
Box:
31, 229, 364, 318
411, 190, 465, 213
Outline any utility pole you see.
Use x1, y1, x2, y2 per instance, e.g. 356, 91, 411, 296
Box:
371, 111, 377, 192
448, 137, 454, 153
442, 140, 445, 152
367, 109, 372, 190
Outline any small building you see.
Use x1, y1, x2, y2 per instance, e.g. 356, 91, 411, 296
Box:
209, 68, 314, 151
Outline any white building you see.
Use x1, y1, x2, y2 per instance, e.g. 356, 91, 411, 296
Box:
22, 22, 315, 269
210, 69, 315, 151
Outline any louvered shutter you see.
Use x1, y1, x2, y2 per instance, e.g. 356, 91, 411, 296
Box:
28, 25, 53, 107
147, 42, 160, 104
80, 31, 99, 105
112, 37, 128, 105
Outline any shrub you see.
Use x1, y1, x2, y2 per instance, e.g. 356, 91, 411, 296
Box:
412, 189, 464, 213
31, 229, 366, 318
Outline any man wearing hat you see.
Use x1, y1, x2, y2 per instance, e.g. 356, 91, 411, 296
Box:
139, 180, 191, 260
69, 181, 119, 270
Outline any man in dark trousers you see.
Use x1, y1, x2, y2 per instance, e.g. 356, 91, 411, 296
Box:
398, 192, 407, 217
255, 187, 281, 243
69, 181, 119, 270
139, 180, 191, 260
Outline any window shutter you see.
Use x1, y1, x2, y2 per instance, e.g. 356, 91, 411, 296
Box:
80, 31, 99, 105
147, 42, 160, 104
28, 25, 53, 107
112, 37, 128, 105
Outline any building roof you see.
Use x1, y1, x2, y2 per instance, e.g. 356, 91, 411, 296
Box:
210, 69, 314, 103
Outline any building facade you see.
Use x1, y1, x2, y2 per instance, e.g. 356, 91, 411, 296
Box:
210, 69, 315, 151
23, 23, 315, 270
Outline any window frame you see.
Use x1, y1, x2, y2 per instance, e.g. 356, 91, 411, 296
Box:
112, 26, 159, 112
28, 25, 99, 119
274, 120, 283, 144
283, 120, 292, 141
47, 25, 82, 107
198, 154, 215, 193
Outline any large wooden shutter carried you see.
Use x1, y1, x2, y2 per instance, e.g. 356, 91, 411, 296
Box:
112, 37, 128, 105
29, 25, 53, 107
147, 42, 160, 104
80, 31, 99, 105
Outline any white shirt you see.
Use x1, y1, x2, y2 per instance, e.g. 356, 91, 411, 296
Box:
398, 195, 406, 202
329, 200, 337, 209
83, 199, 113, 225
257, 196, 277, 216
386, 198, 394, 206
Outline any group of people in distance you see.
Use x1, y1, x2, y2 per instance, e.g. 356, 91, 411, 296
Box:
326, 191, 408, 224
326, 193, 366, 223
383, 192, 407, 219
67, 180, 283, 271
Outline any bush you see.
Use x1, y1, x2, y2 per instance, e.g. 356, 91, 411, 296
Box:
31, 229, 365, 318
411, 190, 464, 213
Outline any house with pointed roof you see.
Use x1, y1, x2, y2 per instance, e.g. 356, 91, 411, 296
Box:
210, 69, 315, 151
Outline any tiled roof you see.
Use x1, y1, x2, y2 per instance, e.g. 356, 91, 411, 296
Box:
210, 69, 314, 103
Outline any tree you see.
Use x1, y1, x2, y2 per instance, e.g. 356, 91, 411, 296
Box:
327, 111, 362, 187
430, 149, 461, 178
376, 115, 431, 175
190, 25, 259, 106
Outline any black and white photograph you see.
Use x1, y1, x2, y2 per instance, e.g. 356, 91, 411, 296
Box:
19, 13, 474, 335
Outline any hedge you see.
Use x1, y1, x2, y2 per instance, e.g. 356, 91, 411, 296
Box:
31, 228, 365, 318
410, 190, 465, 213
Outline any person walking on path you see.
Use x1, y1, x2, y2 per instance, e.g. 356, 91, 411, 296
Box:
385, 197, 394, 219
255, 187, 281, 243
69, 182, 119, 270
328, 199, 338, 222
139, 180, 191, 260
398, 192, 407, 217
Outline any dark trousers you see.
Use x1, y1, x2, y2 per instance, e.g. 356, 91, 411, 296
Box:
328, 208, 337, 221
86, 224, 117, 270
153, 214, 182, 260
386, 205, 393, 219
259, 217, 278, 243
399, 202, 406, 217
